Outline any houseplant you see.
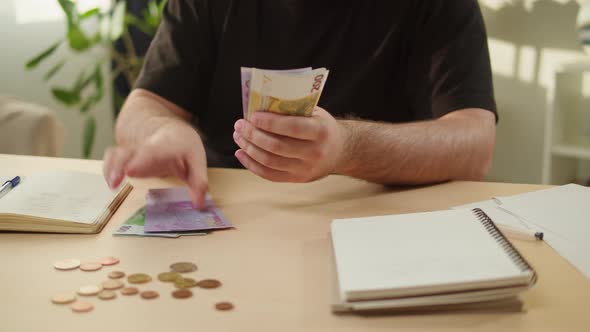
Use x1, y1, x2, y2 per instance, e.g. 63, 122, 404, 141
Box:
25, 0, 165, 158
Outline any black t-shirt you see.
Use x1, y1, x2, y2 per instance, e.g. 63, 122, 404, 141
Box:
135, 0, 497, 168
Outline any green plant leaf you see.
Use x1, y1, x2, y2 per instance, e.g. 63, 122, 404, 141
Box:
68, 25, 91, 51
93, 64, 104, 99
148, 0, 159, 18
80, 98, 94, 113
43, 59, 66, 81
57, 0, 78, 25
25, 41, 62, 69
51, 87, 80, 106
80, 8, 100, 20
80, 64, 104, 113
82, 115, 96, 159
158, 0, 167, 14
110, 1, 126, 40
72, 69, 95, 95
125, 13, 154, 36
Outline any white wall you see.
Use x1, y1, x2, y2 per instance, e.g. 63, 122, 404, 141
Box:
0, 0, 114, 160
481, 0, 590, 183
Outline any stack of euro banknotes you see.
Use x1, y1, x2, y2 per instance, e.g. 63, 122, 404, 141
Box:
114, 187, 232, 238
240, 67, 330, 119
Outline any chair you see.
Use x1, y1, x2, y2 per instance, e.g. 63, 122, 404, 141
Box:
0, 96, 64, 157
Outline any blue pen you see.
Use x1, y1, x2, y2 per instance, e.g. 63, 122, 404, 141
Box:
0, 176, 21, 199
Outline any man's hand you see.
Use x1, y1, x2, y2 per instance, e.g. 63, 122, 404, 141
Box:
233, 107, 351, 182
103, 121, 208, 208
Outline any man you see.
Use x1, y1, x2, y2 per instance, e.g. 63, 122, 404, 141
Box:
103, 0, 497, 208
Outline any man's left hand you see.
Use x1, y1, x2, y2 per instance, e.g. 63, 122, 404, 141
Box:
233, 107, 350, 182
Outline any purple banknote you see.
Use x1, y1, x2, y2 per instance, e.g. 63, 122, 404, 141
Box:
144, 187, 232, 233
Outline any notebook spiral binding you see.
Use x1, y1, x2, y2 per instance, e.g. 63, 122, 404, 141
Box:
472, 208, 536, 276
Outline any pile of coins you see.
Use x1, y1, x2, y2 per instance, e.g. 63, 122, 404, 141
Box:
51, 257, 234, 313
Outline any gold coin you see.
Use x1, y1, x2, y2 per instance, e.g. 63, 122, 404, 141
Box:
158, 272, 181, 282
108, 271, 125, 279
101, 279, 124, 290
80, 262, 102, 272
51, 293, 76, 304
170, 262, 197, 273
71, 301, 94, 313
196, 279, 222, 289
127, 273, 152, 284
215, 302, 234, 311
140, 290, 159, 299
174, 277, 198, 289
98, 290, 117, 300
53, 259, 80, 271
121, 287, 139, 296
172, 289, 192, 299
77, 285, 102, 296
99, 256, 120, 266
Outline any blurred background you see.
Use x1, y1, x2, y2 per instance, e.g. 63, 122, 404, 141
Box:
0, 0, 589, 185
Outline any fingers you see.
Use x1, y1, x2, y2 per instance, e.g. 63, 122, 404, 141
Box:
234, 149, 296, 182
103, 147, 134, 189
124, 146, 164, 178
233, 131, 305, 172
249, 111, 326, 141
183, 151, 208, 210
234, 120, 314, 159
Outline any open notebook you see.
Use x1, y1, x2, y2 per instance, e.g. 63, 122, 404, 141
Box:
0, 171, 131, 233
330, 209, 537, 312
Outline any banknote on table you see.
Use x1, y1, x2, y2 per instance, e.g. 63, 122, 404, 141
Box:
241, 67, 329, 120
113, 207, 207, 238
144, 187, 232, 233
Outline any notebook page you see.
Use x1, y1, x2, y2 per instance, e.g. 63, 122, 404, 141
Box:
0, 171, 117, 224
331, 209, 526, 299
495, 184, 590, 277
452, 200, 531, 230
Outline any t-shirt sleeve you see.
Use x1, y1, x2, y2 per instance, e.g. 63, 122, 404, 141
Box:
426, 0, 497, 120
134, 0, 213, 116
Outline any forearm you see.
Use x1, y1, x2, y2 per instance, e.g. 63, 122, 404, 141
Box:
336, 109, 496, 184
115, 89, 196, 147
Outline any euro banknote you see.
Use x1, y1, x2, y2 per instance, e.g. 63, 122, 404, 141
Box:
143, 187, 232, 233
241, 67, 329, 120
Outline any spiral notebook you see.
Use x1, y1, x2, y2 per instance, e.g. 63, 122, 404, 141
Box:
330, 209, 537, 312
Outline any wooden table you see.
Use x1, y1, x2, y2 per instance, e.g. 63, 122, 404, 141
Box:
0, 154, 588, 332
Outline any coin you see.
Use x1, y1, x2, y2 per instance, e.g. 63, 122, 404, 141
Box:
71, 301, 94, 313
80, 262, 102, 272
140, 290, 159, 299
170, 262, 197, 273
77, 285, 102, 296
101, 279, 124, 290
215, 302, 234, 311
99, 256, 120, 266
158, 272, 181, 282
196, 279, 222, 289
98, 290, 117, 300
174, 277, 198, 289
53, 259, 81, 271
121, 287, 139, 296
108, 271, 125, 279
172, 289, 193, 299
51, 293, 76, 304
127, 273, 152, 284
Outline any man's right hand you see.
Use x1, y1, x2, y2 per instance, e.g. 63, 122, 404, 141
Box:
103, 115, 208, 209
